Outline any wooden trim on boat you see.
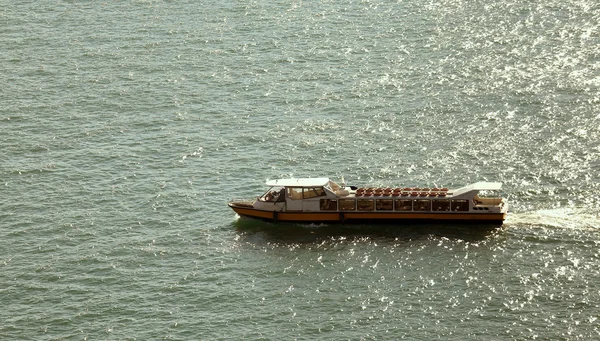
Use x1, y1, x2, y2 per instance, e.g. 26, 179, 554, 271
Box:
229, 203, 506, 223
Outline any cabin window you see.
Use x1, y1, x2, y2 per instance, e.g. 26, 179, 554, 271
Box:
414, 200, 431, 211
303, 187, 326, 199
320, 199, 337, 211
287, 187, 303, 200
395, 199, 412, 211
339, 199, 356, 211
261, 187, 285, 202
452, 200, 469, 211
432, 200, 450, 211
376, 199, 393, 211
357, 199, 374, 211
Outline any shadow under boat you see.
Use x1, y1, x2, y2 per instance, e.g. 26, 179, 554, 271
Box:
233, 216, 503, 244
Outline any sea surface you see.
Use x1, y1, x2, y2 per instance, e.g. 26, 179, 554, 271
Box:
1, 0, 599, 339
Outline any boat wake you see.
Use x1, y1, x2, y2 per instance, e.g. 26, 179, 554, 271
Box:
504, 208, 600, 231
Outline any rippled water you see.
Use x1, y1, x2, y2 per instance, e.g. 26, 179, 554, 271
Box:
2, 0, 599, 339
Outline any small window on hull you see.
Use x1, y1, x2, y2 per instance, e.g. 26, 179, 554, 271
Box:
395, 199, 412, 211
433, 200, 450, 211
357, 199, 374, 211
320, 199, 338, 211
451, 200, 469, 211
414, 200, 431, 212
376, 199, 393, 211
339, 199, 356, 211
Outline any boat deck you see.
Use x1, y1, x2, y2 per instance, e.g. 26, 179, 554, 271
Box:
353, 187, 452, 198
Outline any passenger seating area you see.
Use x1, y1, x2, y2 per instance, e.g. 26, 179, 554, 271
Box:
354, 187, 451, 197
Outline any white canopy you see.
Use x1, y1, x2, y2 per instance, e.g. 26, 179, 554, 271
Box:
265, 178, 330, 187
453, 182, 503, 196
459, 182, 503, 191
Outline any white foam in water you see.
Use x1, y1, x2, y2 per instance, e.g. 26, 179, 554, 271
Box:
506, 208, 600, 230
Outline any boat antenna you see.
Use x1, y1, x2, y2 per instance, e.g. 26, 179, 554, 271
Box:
341, 175, 346, 188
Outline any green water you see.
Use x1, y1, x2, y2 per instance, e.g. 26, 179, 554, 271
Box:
2, 0, 599, 339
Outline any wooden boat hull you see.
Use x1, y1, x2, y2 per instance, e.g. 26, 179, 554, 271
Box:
229, 203, 506, 223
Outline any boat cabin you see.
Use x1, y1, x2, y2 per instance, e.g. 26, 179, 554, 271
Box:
254, 178, 504, 214
229, 177, 507, 223
256, 178, 344, 212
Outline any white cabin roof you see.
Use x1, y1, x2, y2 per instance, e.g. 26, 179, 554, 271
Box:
453, 182, 503, 196
462, 182, 502, 191
266, 178, 330, 187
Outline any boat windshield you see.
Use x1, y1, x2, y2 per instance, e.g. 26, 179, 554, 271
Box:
259, 186, 285, 202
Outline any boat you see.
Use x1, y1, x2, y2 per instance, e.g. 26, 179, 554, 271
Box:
228, 178, 508, 224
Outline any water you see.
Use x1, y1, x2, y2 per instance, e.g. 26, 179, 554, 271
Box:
1, 0, 599, 339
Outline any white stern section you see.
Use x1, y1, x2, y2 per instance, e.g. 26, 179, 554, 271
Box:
452, 182, 503, 197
